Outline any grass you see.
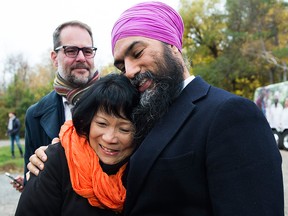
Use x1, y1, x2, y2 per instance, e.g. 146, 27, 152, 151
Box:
0, 145, 25, 173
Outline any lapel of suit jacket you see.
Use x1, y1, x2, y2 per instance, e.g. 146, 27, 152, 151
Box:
125, 76, 210, 213
33, 91, 65, 140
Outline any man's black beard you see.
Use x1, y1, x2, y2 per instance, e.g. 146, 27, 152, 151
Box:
132, 45, 185, 147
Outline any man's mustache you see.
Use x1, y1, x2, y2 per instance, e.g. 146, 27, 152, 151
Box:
71, 63, 89, 70
131, 71, 155, 87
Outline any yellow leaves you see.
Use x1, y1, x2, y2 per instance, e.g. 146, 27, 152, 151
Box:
233, 77, 260, 99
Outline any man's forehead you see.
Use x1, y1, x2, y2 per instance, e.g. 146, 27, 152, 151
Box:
113, 37, 141, 57
60, 27, 93, 46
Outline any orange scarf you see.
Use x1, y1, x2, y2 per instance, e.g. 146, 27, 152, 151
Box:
59, 120, 127, 212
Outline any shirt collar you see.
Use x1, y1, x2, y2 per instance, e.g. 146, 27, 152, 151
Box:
183, 75, 195, 89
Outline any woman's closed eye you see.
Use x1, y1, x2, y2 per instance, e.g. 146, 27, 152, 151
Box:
96, 121, 107, 128
119, 127, 133, 134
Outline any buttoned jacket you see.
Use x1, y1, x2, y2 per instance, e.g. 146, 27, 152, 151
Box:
124, 76, 284, 216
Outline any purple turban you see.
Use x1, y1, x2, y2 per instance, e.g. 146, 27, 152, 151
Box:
111, 1, 184, 54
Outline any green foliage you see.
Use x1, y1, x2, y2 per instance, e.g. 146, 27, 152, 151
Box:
99, 63, 121, 77
0, 106, 10, 139
0, 53, 54, 139
180, 0, 288, 100
0, 83, 53, 139
1, 0, 288, 138
272, 47, 288, 59
180, 0, 226, 61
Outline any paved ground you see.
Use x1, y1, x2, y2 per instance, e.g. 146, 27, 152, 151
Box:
0, 172, 21, 215
0, 139, 287, 215
0, 139, 25, 147
0, 139, 24, 215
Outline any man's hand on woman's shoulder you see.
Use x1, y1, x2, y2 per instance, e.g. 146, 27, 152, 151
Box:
27, 137, 60, 177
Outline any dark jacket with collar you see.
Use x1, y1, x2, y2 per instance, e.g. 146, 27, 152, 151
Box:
124, 76, 284, 216
24, 90, 65, 177
7, 117, 21, 136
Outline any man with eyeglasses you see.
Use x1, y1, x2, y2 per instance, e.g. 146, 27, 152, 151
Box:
11, 20, 99, 192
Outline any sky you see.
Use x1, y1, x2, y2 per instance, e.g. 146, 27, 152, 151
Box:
0, 0, 180, 71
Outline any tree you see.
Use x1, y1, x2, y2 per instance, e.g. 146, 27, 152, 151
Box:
100, 63, 121, 77
179, 0, 288, 99
0, 52, 55, 139
180, 0, 226, 63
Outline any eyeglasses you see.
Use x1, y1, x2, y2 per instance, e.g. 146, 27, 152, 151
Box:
54, 45, 97, 58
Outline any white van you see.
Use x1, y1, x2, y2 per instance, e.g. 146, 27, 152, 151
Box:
254, 81, 288, 150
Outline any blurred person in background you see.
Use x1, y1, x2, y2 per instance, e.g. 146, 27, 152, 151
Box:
7, 112, 23, 159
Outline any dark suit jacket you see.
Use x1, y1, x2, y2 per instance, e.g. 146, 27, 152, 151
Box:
24, 90, 65, 177
124, 76, 284, 216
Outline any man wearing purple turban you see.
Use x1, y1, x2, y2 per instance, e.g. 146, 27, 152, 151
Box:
28, 1, 284, 215
111, 1, 284, 216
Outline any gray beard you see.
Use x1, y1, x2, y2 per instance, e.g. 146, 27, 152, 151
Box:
131, 44, 185, 147
132, 78, 183, 147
